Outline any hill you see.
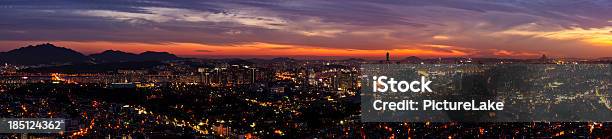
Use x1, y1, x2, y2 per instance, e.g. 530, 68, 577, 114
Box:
0, 43, 90, 65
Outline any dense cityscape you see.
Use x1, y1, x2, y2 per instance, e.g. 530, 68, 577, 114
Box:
0, 44, 610, 138
2, 0, 612, 138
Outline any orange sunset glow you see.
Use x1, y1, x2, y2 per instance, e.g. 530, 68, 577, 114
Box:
1, 1, 612, 59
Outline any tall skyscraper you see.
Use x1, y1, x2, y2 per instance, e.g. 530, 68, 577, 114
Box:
386, 52, 390, 62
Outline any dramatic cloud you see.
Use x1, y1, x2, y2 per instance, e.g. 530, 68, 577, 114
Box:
0, 0, 611, 58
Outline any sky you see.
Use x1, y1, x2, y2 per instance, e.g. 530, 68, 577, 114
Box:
1, 0, 612, 59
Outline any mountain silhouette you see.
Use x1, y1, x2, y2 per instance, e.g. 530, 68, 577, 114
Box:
138, 51, 179, 61
90, 50, 179, 63
0, 43, 182, 65
0, 43, 90, 65
271, 57, 296, 62
90, 50, 139, 63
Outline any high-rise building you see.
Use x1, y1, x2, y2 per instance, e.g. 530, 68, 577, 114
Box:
386, 52, 390, 62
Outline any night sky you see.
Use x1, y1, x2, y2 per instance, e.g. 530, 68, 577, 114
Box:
1, 0, 611, 59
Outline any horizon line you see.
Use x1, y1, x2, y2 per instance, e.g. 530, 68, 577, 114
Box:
3, 43, 611, 60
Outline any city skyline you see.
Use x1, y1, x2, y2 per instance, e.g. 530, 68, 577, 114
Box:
1, 1, 610, 138
1, 1, 612, 58
1, 43, 602, 61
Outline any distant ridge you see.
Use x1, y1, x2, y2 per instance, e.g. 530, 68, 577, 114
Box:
0, 43, 181, 65
0, 43, 90, 65
137, 51, 179, 61
597, 57, 612, 61
90, 50, 179, 63
90, 50, 139, 63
